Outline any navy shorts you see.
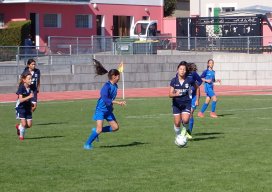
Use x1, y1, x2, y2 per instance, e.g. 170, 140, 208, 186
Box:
16, 107, 32, 120
31, 90, 38, 103
172, 102, 191, 115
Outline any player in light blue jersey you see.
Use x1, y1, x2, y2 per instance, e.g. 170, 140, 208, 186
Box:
84, 59, 126, 150
186, 63, 203, 138
169, 61, 200, 142
198, 59, 221, 118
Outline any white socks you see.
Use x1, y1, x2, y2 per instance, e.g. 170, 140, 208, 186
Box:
174, 125, 181, 135
19, 124, 25, 138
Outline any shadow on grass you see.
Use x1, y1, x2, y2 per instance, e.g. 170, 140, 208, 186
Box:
194, 132, 223, 136
217, 113, 234, 117
35, 122, 66, 126
191, 136, 221, 141
100, 141, 148, 148
25, 135, 64, 140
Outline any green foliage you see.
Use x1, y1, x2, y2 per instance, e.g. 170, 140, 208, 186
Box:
0, 96, 272, 191
164, 0, 177, 17
0, 20, 31, 46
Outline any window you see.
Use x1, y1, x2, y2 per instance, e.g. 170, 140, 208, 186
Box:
0, 14, 4, 28
44, 14, 61, 28
75, 15, 92, 28
222, 7, 235, 12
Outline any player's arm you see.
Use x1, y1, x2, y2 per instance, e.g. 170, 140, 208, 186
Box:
169, 86, 180, 98
194, 83, 200, 106
37, 70, 41, 92
18, 93, 33, 103
113, 100, 126, 106
193, 72, 203, 85
201, 70, 212, 83
100, 84, 112, 106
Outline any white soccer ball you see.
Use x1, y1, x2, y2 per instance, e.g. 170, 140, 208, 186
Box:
175, 134, 188, 147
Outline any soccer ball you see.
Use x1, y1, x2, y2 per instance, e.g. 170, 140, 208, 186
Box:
175, 134, 188, 147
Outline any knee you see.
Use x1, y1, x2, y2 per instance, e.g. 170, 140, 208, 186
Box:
112, 125, 119, 132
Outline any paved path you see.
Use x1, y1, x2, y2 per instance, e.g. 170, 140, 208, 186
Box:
1, 85, 272, 103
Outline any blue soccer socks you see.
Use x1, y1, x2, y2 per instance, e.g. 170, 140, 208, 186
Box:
200, 103, 209, 113
211, 101, 217, 112
188, 117, 194, 134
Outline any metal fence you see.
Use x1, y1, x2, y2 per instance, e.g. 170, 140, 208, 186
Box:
1, 36, 272, 63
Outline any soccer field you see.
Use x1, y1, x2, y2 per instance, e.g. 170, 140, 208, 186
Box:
0, 95, 272, 192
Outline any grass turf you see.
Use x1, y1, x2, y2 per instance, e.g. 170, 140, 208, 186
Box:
0, 95, 272, 192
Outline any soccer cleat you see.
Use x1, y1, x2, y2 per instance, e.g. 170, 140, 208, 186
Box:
92, 128, 99, 142
210, 112, 218, 118
15, 124, 20, 136
83, 144, 93, 150
19, 136, 24, 140
185, 132, 193, 139
197, 112, 204, 118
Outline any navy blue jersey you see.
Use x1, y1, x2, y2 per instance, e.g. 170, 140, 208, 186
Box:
170, 74, 196, 106
23, 67, 40, 91
95, 81, 118, 112
188, 71, 202, 96
15, 84, 32, 111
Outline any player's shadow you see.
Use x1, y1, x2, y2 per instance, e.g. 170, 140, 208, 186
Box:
100, 141, 148, 148
194, 132, 223, 136
191, 136, 221, 141
217, 113, 234, 117
192, 132, 224, 141
25, 135, 64, 140
35, 122, 66, 126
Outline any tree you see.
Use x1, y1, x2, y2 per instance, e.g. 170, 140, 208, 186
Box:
164, 0, 177, 17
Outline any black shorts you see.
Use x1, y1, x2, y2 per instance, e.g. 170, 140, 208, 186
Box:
172, 102, 191, 115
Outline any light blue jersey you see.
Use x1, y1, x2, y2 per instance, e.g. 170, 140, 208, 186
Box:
93, 81, 118, 121
200, 69, 216, 97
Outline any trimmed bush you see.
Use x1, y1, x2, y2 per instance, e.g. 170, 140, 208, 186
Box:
0, 20, 31, 46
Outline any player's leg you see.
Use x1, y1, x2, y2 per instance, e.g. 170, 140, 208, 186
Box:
210, 94, 218, 118
19, 119, 27, 140
189, 96, 197, 135
31, 91, 38, 112
173, 105, 182, 136
198, 96, 210, 117
84, 120, 102, 150
181, 104, 192, 138
102, 112, 118, 132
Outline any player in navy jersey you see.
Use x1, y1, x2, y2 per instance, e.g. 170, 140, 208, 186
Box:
15, 72, 34, 140
84, 59, 126, 150
198, 59, 221, 118
186, 63, 203, 139
22, 59, 41, 112
169, 61, 200, 141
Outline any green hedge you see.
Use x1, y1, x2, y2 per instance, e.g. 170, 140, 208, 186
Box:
0, 20, 31, 46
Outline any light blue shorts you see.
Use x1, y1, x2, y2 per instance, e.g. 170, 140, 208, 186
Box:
93, 110, 116, 121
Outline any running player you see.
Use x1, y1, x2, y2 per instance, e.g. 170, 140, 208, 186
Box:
22, 59, 41, 112
84, 59, 126, 150
198, 59, 221, 118
15, 72, 34, 140
169, 61, 200, 141
186, 63, 203, 139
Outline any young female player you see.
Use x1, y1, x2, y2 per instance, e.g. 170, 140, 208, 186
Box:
84, 59, 126, 150
186, 63, 203, 139
169, 61, 200, 141
22, 59, 41, 112
198, 59, 221, 118
15, 72, 34, 140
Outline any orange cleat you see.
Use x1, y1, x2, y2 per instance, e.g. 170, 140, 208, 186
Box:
197, 112, 204, 118
210, 112, 218, 118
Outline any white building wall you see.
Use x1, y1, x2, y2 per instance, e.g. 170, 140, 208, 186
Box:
190, 0, 272, 17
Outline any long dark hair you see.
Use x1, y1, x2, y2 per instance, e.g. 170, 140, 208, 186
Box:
187, 62, 198, 72
177, 60, 189, 76
27, 58, 36, 66
93, 59, 120, 79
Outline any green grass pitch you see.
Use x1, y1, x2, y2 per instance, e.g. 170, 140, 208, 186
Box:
0, 95, 272, 192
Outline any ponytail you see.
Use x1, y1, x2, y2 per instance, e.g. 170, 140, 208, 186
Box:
93, 59, 120, 79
